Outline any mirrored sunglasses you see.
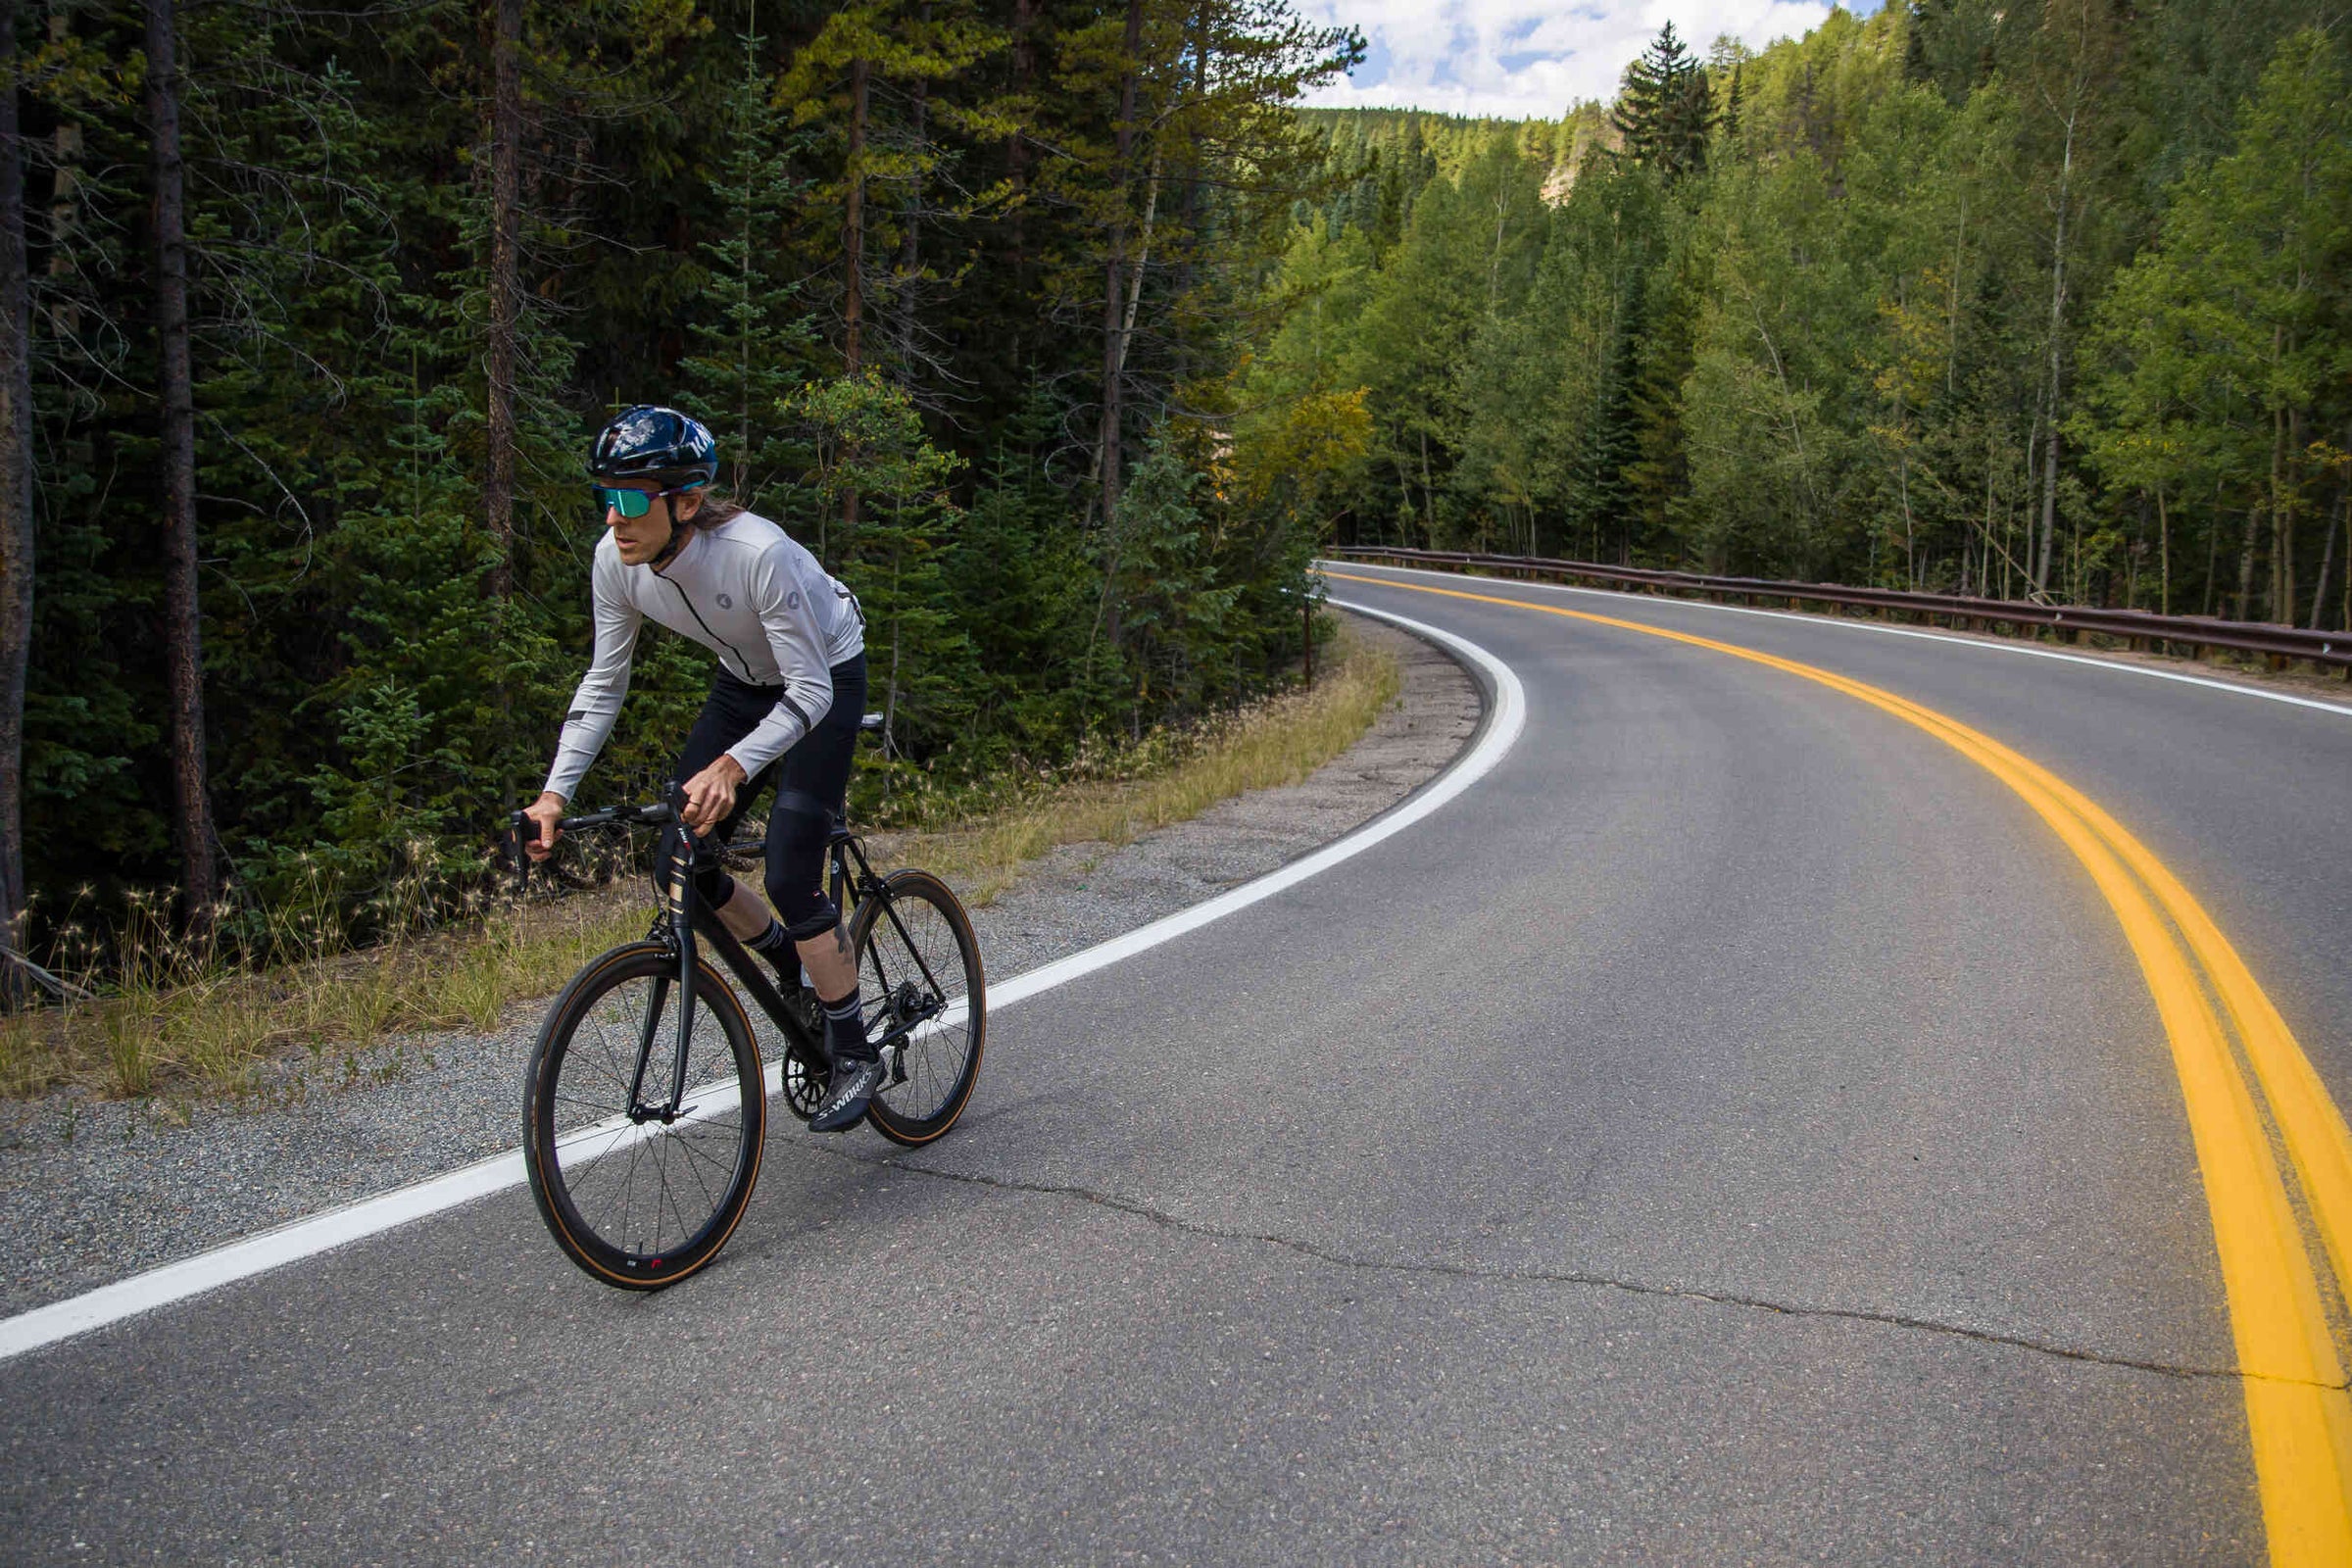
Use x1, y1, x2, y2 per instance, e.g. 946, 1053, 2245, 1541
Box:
593, 485, 657, 518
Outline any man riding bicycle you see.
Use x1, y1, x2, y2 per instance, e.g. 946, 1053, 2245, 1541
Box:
520, 405, 882, 1132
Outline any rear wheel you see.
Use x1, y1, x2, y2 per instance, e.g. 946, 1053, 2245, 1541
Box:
522, 943, 764, 1289
851, 870, 985, 1147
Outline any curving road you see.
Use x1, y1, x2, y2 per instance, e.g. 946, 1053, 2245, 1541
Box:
7, 559, 2351, 1563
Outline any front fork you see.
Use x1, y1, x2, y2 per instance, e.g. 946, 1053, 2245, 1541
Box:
629, 786, 701, 1124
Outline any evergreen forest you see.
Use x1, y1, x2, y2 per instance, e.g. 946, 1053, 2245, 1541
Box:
0, 0, 1358, 956
1237, 2, 2352, 639
8, 0, 2352, 972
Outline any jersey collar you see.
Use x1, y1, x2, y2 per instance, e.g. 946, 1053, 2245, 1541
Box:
650, 522, 698, 574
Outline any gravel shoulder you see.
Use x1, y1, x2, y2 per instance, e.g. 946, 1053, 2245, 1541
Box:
0, 612, 1479, 1319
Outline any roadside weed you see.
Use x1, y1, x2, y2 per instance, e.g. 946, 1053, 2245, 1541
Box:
4, 618, 1396, 1102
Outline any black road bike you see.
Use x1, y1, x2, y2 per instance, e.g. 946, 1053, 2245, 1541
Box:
508, 736, 984, 1290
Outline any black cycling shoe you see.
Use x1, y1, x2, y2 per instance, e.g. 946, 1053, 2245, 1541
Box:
808, 1055, 884, 1133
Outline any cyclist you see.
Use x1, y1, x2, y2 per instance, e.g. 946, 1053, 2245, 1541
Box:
520, 405, 883, 1133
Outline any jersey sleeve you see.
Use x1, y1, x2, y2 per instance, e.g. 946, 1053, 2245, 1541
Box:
720, 542, 839, 779
542, 550, 642, 802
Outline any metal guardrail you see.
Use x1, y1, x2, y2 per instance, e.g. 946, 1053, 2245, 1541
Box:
1327, 547, 2352, 675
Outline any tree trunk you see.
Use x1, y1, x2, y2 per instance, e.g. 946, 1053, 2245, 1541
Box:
145, 0, 217, 928
844, 56, 866, 378
1174, 0, 1208, 327
2311, 495, 2339, 632
1097, 0, 1142, 532
2272, 403, 2298, 623
1944, 185, 1966, 400
899, 15, 927, 290
482, 0, 521, 603
1118, 148, 1163, 372
1418, 426, 1435, 540
2201, 486, 2219, 615
842, 55, 866, 535
0, 0, 31, 960
2034, 104, 2077, 599
2154, 479, 2170, 616
1896, 408, 1916, 590
1006, 0, 1033, 290
891, 8, 933, 382
2235, 503, 2261, 621
43, 13, 76, 344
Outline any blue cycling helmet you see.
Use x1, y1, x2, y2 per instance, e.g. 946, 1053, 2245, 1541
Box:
588, 405, 718, 488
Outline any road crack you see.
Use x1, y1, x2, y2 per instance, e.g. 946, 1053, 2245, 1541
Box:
808, 1140, 2341, 1392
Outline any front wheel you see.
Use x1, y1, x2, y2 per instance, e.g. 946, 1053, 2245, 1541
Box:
521, 943, 765, 1289
852, 870, 985, 1147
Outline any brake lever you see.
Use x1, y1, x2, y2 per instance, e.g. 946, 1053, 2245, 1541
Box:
501, 809, 531, 897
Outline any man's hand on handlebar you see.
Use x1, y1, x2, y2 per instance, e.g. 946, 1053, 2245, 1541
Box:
680, 755, 748, 836
521, 792, 566, 861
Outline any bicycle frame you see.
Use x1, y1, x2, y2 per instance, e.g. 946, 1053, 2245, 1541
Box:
832, 829, 959, 1033
728, 824, 956, 1065
512, 791, 954, 1121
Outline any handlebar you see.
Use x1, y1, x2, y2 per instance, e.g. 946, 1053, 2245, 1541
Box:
502, 795, 679, 887
510, 800, 678, 835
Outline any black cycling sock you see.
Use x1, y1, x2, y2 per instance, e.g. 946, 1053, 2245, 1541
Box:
747, 919, 798, 980
821, 989, 869, 1061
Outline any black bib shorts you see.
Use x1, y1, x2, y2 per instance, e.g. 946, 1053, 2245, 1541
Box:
655, 653, 868, 941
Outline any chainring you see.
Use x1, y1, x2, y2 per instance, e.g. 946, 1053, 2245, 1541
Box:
782, 1043, 830, 1121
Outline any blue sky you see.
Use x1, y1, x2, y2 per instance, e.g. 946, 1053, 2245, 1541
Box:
1300, 0, 1862, 120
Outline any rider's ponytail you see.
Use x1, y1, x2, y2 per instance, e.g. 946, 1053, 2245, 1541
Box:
684, 489, 746, 531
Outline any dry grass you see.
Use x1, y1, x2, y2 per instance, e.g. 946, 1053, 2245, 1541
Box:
872, 620, 1401, 904
0, 883, 650, 1102
1, 616, 1399, 1103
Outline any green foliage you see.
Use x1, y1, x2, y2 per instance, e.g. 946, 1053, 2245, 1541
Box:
2076, 27, 2352, 621
28, 0, 1355, 957
1613, 22, 1714, 180
1233, 6, 2352, 627
1097, 440, 1243, 722
678, 16, 821, 514
947, 404, 1106, 761
790, 372, 974, 766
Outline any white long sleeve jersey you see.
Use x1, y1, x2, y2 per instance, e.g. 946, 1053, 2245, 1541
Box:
542, 513, 865, 802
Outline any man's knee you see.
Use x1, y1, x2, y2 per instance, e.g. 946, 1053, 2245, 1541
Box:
766, 857, 840, 940
766, 790, 839, 939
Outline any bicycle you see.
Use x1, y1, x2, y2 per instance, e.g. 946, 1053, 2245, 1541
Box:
507, 724, 985, 1290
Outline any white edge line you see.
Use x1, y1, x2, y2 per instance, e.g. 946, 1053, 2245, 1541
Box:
1324, 560, 2352, 720
0, 602, 1525, 1365
988, 602, 1524, 1011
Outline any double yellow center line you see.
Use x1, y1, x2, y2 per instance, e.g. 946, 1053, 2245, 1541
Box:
1328, 568, 2352, 1561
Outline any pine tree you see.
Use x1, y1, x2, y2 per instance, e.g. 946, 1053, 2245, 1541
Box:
1573, 322, 1646, 563
1614, 24, 1714, 180
787, 372, 971, 765
679, 12, 818, 519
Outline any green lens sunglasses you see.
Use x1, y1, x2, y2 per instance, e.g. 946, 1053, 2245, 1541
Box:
592, 482, 702, 518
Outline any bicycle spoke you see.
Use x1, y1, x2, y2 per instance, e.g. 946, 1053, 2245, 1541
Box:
848, 873, 982, 1144
672, 1125, 727, 1216
529, 952, 766, 1285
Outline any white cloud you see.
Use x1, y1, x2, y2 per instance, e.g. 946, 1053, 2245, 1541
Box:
1301, 0, 1838, 121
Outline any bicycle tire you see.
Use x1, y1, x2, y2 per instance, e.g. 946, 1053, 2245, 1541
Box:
851, 869, 985, 1147
522, 942, 765, 1290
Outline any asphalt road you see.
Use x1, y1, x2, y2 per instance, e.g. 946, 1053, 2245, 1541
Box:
9, 561, 2349, 1564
